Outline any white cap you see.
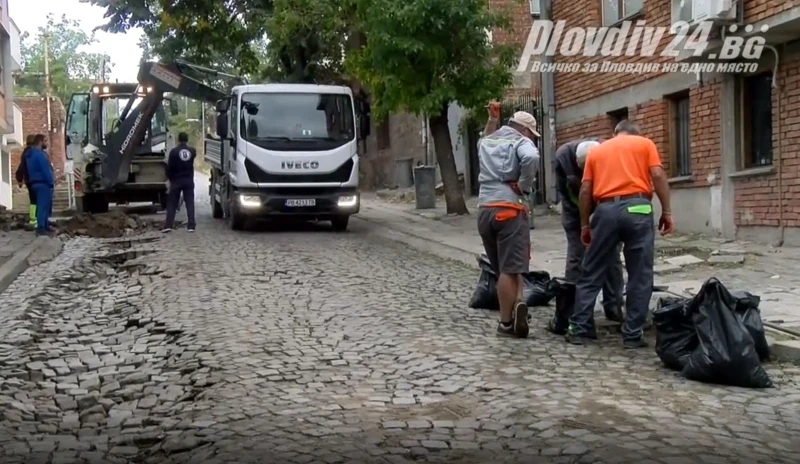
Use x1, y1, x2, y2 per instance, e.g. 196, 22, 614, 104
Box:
509, 111, 541, 138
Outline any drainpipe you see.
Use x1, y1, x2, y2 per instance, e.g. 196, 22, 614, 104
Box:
764, 44, 783, 246
540, 0, 557, 204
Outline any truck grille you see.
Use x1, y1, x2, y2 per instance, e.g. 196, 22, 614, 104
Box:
245, 158, 354, 184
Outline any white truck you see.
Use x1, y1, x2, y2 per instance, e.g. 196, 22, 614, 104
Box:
205, 84, 369, 231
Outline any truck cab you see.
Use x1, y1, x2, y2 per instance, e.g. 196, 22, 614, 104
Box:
207, 83, 368, 231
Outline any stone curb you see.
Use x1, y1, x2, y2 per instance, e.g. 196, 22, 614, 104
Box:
768, 338, 800, 363
0, 236, 50, 295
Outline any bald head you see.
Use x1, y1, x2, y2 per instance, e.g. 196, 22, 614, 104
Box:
576, 140, 600, 169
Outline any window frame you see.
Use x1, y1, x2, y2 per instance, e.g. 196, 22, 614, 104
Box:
737, 72, 774, 170
667, 91, 692, 178
601, 0, 644, 27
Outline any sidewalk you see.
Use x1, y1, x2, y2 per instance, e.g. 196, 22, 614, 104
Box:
0, 230, 63, 294
358, 193, 800, 334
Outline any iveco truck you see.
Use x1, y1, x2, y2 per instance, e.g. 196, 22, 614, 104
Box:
204, 84, 369, 231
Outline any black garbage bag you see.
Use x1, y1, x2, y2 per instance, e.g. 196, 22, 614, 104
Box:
681, 279, 773, 388
468, 255, 556, 310
547, 278, 575, 335
653, 296, 695, 371
731, 291, 770, 361
468, 255, 499, 310
522, 271, 556, 307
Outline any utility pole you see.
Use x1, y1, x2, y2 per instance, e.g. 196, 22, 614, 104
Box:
43, 32, 53, 153
101, 55, 107, 82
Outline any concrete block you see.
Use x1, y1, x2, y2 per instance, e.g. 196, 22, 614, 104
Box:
654, 264, 682, 274
708, 255, 745, 265
665, 254, 705, 266
769, 339, 800, 363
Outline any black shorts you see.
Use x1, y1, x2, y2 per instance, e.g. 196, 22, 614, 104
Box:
477, 206, 530, 275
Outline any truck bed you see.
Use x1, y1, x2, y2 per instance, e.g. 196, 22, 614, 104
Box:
204, 139, 223, 170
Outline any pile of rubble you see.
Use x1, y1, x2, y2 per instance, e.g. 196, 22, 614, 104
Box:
0, 206, 30, 231
57, 211, 179, 238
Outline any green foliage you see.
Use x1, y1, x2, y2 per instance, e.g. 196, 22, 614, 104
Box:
347, 0, 515, 119
17, 14, 113, 105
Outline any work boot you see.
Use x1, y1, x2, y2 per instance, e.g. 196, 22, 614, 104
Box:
565, 324, 595, 345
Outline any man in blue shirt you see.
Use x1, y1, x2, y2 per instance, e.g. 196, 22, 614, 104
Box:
24, 134, 54, 236
163, 132, 197, 233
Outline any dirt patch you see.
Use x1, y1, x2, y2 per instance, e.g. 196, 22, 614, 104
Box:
56, 211, 180, 238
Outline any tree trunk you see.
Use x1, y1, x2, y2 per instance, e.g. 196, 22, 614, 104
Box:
429, 105, 469, 215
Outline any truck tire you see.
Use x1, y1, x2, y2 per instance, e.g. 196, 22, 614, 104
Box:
83, 194, 109, 214
331, 215, 349, 232
210, 183, 223, 219
94, 197, 109, 214
227, 200, 246, 231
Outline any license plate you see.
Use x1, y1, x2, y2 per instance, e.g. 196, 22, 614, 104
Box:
285, 199, 315, 207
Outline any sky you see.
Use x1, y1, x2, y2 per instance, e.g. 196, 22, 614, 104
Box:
10, 0, 143, 82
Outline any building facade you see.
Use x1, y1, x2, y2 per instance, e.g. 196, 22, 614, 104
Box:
549, 0, 800, 243
0, 0, 21, 209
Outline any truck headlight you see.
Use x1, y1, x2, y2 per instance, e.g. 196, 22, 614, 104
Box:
338, 195, 358, 207
239, 195, 261, 208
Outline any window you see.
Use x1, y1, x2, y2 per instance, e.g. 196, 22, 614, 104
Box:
668, 92, 691, 177
739, 73, 773, 168
602, 0, 644, 26
65, 93, 89, 160
673, 0, 693, 23
239, 92, 355, 152
376, 120, 391, 150
607, 107, 628, 132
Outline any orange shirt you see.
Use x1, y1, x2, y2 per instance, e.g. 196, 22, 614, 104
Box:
582, 134, 662, 201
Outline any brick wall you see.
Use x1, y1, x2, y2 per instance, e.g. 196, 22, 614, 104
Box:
360, 112, 428, 190
734, 54, 800, 227
9, 96, 66, 180
744, 0, 800, 22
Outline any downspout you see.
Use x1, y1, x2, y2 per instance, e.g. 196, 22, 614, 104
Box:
540, 0, 557, 204
764, 44, 783, 245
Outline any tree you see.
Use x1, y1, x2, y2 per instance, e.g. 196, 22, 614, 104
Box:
348, 0, 515, 214
17, 14, 113, 104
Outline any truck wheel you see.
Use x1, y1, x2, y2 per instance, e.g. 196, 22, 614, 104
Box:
228, 201, 246, 231
331, 215, 349, 232
211, 184, 223, 219
94, 197, 109, 214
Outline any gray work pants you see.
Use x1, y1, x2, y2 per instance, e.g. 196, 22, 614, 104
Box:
570, 198, 655, 341
563, 212, 624, 314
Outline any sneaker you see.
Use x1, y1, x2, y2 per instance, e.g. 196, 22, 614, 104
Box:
513, 302, 529, 339
623, 338, 648, 349
161, 228, 172, 234
497, 322, 515, 337
187, 227, 196, 233
565, 324, 593, 346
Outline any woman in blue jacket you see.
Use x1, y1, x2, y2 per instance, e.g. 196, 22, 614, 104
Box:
24, 134, 54, 236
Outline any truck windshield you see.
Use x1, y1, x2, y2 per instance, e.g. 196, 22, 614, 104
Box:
240, 93, 355, 151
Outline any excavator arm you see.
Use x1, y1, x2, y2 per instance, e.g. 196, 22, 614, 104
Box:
101, 61, 234, 188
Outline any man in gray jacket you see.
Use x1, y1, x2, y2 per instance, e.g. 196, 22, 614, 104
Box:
477, 109, 540, 338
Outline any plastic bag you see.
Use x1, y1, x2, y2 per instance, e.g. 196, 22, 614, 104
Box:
522, 271, 556, 307
681, 279, 773, 388
731, 291, 770, 361
468, 255, 499, 310
468, 255, 556, 310
653, 297, 695, 371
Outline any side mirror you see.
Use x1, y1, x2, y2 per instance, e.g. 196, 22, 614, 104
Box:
216, 116, 229, 139
169, 100, 179, 116
215, 98, 231, 113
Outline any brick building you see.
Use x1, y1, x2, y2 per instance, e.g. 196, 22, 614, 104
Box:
9, 96, 66, 209
489, 0, 539, 97
549, 0, 800, 243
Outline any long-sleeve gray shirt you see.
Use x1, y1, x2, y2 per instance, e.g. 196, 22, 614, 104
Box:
477, 126, 540, 207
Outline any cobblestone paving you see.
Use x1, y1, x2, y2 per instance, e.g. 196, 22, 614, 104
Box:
2, 198, 800, 464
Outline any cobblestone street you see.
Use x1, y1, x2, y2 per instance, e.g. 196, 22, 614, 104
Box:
2, 187, 800, 464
